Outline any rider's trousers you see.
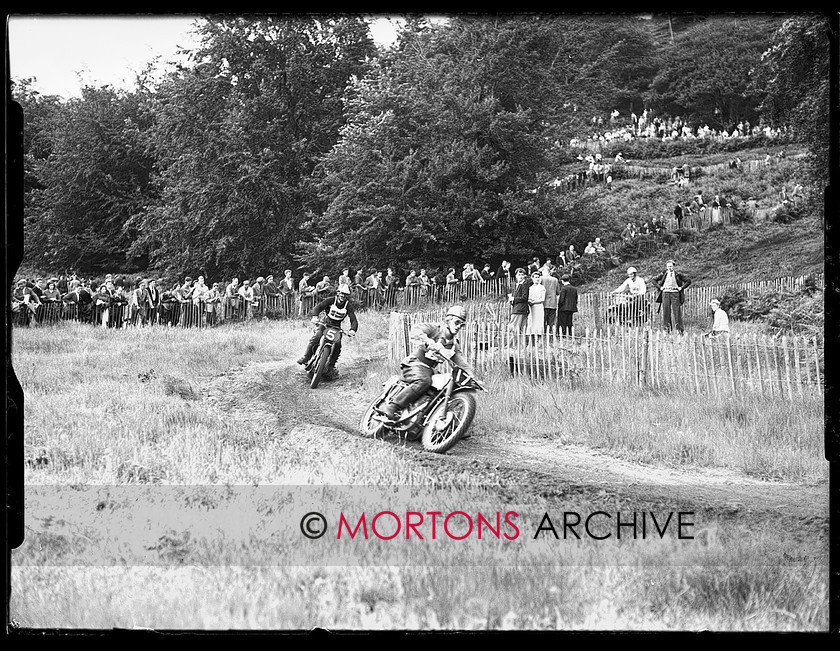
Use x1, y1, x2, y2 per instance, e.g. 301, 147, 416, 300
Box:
390, 360, 433, 407
303, 324, 342, 368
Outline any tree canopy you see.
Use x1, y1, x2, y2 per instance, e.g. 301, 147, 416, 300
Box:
13, 14, 829, 279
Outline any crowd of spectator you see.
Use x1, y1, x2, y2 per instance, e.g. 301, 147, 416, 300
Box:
11, 243, 622, 329
569, 109, 789, 149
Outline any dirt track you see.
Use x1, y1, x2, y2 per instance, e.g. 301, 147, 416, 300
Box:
204, 350, 829, 552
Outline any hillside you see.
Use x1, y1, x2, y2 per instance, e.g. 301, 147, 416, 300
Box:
579, 216, 824, 294
569, 142, 822, 293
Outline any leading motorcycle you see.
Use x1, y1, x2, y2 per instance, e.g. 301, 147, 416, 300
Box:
305, 319, 355, 389
359, 352, 487, 453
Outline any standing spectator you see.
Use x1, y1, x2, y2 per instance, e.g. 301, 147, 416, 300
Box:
146, 279, 161, 325
404, 269, 420, 306
711, 195, 723, 226
507, 268, 530, 335
418, 268, 431, 300
652, 259, 692, 334
225, 277, 240, 319
445, 268, 459, 301
541, 267, 561, 335
557, 274, 578, 337
527, 257, 541, 275
496, 260, 512, 287
251, 277, 265, 318
238, 279, 255, 320
674, 202, 684, 230
385, 268, 399, 307
278, 270, 295, 317
12, 278, 38, 325
60, 279, 81, 320
177, 276, 194, 327
705, 299, 730, 341
337, 268, 352, 292
205, 283, 222, 326
364, 268, 382, 308
298, 272, 316, 316
94, 280, 114, 327
41, 278, 62, 323
526, 271, 546, 342
315, 275, 333, 302
480, 263, 494, 281
129, 279, 149, 326
264, 274, 280, 315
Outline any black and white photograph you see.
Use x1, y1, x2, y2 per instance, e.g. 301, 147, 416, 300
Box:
6, 12, 833, 632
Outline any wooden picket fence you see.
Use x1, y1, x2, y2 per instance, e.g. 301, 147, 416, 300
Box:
389, 313, 824, 401
397, 272, 823, 335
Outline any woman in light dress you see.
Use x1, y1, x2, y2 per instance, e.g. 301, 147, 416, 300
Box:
526, 271, 546, 337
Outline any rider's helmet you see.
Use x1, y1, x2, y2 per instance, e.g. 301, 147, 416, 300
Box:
444, 305, 467, 335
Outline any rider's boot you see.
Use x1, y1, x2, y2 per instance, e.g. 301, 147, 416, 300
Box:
297, 335, 318, 365
378, 386, 421, 422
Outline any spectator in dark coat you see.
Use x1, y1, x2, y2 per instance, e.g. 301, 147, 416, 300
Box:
652, 259, 692, 334
507, 268, 530, 334
557, 274, 579, 337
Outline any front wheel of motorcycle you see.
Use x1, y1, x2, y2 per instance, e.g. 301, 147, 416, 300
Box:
359, 397, 388, 439
421, 391, 477, 454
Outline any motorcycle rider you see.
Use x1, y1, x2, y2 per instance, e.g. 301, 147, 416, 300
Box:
378, 305, 471, 422
297, 284, 358, 380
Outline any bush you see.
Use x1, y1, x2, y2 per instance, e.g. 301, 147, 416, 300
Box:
771, 204, 803, 224
718, 283, 823, 336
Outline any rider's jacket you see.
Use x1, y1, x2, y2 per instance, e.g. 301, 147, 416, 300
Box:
405, 322, 469, 370
310, 296, 359, 331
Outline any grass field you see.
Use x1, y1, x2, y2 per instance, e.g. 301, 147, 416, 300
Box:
9, 316, 828, 631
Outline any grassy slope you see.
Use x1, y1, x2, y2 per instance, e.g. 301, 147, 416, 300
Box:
580, 216, 824, 294
573, 144, 823, 293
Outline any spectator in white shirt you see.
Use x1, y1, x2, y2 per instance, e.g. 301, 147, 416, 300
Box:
612, 267, 647, 296
705, 299, 730, 340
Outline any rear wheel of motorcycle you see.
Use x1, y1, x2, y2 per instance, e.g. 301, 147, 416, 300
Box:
421, 392, 477, 454
310, 346, 330, 389
359, 397, 388, 439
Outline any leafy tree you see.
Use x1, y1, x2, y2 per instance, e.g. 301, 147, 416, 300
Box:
756, 14, 831, 195
646, 16, 781, 129
309, 17, 595, 271
22, 85, 156, 273
130, 15, 375, 279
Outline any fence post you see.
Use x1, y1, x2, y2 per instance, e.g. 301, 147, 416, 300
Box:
691, 333, 700, 394
782, 335, 794, 401
792, 335, 804, 399
813, 337, 822, 393
725, 335, 737, 395
641, 328, 650, 386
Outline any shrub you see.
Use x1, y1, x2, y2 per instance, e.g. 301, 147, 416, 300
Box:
771, 204, 802, 224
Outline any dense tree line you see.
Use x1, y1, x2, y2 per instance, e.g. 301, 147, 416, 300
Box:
12, 14, 830, 279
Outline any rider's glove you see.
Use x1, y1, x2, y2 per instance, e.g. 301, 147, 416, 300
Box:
348, 329, 356, 336
310, 317, 319, 324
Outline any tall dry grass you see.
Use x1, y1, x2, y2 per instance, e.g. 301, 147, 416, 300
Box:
10, 317, 828, 631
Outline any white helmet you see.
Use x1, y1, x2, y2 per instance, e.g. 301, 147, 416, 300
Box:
446, 305, 467, 321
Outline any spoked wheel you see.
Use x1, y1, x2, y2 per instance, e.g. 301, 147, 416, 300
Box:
309, 346, 330, 389
359, 398, 389, 439
421, 392, 477, 454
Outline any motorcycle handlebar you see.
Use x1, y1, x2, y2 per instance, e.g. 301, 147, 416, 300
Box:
314, 319, 356, 337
